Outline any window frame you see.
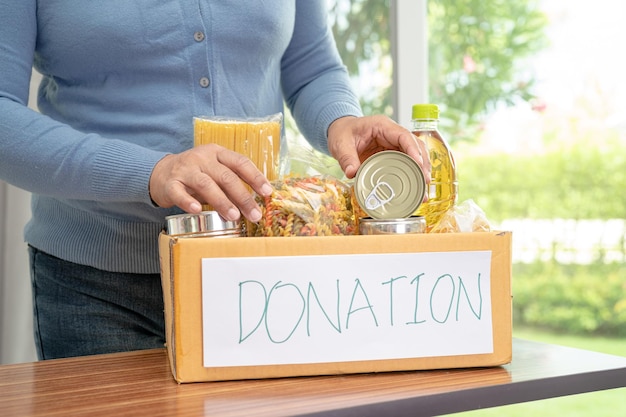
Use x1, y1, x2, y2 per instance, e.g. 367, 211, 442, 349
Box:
390, 0, 428, 127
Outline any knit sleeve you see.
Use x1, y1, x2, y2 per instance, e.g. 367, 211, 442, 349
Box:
280, 0, 364, 154
0, 1, 166, 206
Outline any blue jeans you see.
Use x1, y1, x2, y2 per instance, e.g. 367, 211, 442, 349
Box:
29, 246, 165, 360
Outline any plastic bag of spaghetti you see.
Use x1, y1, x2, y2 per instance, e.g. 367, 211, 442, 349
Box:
193, 113, 283, 182
430, 199, 492, 233
247, 175, 357, 237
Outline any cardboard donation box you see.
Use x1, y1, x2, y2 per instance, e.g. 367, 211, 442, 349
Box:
159, 231, 512, 383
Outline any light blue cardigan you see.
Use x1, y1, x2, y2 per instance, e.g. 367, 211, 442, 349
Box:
0, 0, 362, 273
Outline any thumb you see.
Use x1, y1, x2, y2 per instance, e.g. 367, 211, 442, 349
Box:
327, 116, 361, 179
335, 146, 360, 179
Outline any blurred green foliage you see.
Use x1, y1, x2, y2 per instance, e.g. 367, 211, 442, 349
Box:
428, 1, 549, 142
513, 261, 626, 336
459, 142, 626, 336
328, 0, 392, 116
328, 0, 549, 142
458, 143, 626, 221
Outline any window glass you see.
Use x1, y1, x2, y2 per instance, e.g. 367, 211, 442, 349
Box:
328, 1, 625, 415
430, 1, 626, 415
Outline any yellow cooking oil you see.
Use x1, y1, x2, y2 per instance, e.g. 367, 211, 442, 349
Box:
411, 104, 458, 231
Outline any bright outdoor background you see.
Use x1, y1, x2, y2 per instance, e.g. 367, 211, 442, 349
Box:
311, 1, 625, 415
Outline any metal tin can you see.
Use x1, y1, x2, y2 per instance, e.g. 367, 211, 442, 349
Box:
165, 211, 242, 238
359, 215, 427, 235
353, 150, 426, 219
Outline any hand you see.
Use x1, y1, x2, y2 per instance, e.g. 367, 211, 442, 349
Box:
149, 144, 273, 222
327, 115, 431, 183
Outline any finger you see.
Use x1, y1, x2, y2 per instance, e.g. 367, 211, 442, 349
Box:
415, 136, 432, 183
166, 147, 264, 222
193, 150, 269, 222
162, 179, 204, 214
372, 121, 431, 183
188, 169, 247, 221
334, 143, 361, 179
149, 154, 205, 213
398, 132, 431, 183
215, 149, 274, 198
327, 117, 362, 179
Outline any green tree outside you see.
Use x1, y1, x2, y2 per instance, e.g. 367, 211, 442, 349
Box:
329, 0, 549, 143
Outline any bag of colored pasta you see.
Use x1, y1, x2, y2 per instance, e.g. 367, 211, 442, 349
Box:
247, 175, 357, 237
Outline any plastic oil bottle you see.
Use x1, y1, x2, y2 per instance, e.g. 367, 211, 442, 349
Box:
411, 104, 458, 231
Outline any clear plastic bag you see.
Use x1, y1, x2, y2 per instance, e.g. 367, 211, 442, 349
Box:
193, 113, 283, 181
429, 199, 492, 233
247, 175, 357, 237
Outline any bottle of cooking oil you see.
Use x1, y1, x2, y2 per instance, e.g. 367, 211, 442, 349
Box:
411, 104, 458, 231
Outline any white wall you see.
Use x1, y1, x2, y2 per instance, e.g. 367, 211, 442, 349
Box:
0, 184, 36, 364
0, 70, 40, 364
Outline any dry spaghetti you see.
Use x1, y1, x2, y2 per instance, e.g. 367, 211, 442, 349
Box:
193, 114, 281, 182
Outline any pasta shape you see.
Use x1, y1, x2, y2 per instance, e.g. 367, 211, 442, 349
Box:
248, 176, 357, 237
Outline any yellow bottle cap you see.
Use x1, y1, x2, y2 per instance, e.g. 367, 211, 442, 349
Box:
412, 104, 439, 120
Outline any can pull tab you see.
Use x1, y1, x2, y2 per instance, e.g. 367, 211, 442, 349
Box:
364, 181, 395, 210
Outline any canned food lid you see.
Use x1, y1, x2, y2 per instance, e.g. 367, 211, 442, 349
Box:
165, 211, 241, 236
354, 151, 426, 219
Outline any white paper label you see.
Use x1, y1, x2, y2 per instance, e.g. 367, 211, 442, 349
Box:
201, 251, 493, 367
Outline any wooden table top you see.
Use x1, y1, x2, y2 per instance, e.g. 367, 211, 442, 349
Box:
1, 338, 625, 417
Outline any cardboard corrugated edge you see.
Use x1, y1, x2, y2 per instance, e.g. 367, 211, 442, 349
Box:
159, 231, 512, 383
158, 236, 178, 381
